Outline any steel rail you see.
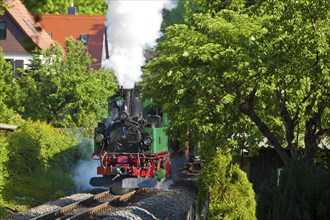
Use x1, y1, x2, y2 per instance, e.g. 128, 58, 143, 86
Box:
31, 190, 112, 220
31, 190, 136, 220
67, 190, 136, 220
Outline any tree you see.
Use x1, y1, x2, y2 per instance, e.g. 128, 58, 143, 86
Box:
247, 0, 330, 164
144, 9, 267, 158
0, 49, 20, 124
21, 0, 107, 15
17, 38, 117, 128
143, 0, 330, 165
184, 0, 247, 15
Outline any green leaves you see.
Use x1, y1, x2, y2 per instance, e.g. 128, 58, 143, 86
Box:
0, 136, 9, 210
0, 49, 20, 124
144, 8, 266, 152
21, 0, 108, 15
17, 38, 117, 128
2, 120, 81, 207
145, 0, 330, 164
198, 150, 256, 219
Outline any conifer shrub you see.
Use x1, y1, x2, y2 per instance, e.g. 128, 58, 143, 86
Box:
198, 149, 256, 219
257, 159, 330, 220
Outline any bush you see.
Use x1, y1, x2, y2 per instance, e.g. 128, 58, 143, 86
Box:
7, 120, 78, 173
0, 136, 9, 216
257, 159, 330, 220
2, 120, 81, 208
198, 149, 256, 219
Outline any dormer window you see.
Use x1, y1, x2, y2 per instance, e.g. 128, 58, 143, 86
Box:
80, 34, 88, 44
0, 22, 7, 40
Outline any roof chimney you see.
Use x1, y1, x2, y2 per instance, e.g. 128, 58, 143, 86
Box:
68, 3, 76, 15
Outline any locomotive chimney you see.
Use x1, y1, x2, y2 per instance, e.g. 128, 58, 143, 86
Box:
122, 89, 132, 115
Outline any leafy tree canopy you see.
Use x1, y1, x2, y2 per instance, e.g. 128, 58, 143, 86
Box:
0, 49, 20, 124
143, 0, 330, 164
185, 0, 246, 15
21, 0, 107, 15
16, 38, 117, 128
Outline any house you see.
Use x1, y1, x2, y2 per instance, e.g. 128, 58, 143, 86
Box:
39, 8, 106, 70
0, 0, 53, 70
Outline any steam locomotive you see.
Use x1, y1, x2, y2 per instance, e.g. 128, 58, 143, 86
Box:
90, 88, 171, 193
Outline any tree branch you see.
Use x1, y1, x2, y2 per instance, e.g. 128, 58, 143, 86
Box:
273, 90, 296, 155
239, 88, 291, 165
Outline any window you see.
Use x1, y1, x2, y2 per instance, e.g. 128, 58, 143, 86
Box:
0, 22, 7, 40
5, 59, 24, 74
80, 34, 88, 44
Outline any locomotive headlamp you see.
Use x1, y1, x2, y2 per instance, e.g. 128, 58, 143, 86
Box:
143, 136, 152, 146
95, 133, 104, 143
119, 112, 128, 120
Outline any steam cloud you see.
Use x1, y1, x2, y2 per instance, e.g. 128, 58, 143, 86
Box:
102, 0, 176, 89
74, 158, 99, 191
73, 136, 98, 191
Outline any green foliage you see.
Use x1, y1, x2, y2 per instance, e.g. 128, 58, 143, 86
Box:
144, 0, 330, 164
257, 159, 330, 220
184, 0, 248, 18
198, 149, 256, 219
0, 137, 9, 214
144, 10, 267, 154
7, 120, 78, 174
21, 0, 107, 15
15, 169, 74, 202
0, 49, 20, 124
2, 120, 82, 210
162, 0, 186, 30
0, 0, 8, 15
17, 38, 117, 128
0, 120, 95, 217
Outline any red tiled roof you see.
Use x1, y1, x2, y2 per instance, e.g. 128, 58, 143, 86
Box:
5, 0, 53, 49
39, 15, 105, 69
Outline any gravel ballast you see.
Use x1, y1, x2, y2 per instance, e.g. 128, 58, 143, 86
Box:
2, 172, 198, 220
1, 193, 94, 220
104, 186, 196, 220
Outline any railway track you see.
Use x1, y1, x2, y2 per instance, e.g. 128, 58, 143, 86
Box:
31, 190, 136, 220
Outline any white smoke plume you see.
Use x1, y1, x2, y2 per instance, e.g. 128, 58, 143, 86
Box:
74, 158, 99, 191
72, 134, 99, 191
102, 0, 176, 89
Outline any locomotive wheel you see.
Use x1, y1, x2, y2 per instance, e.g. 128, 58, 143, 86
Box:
110, 187, 134, 195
